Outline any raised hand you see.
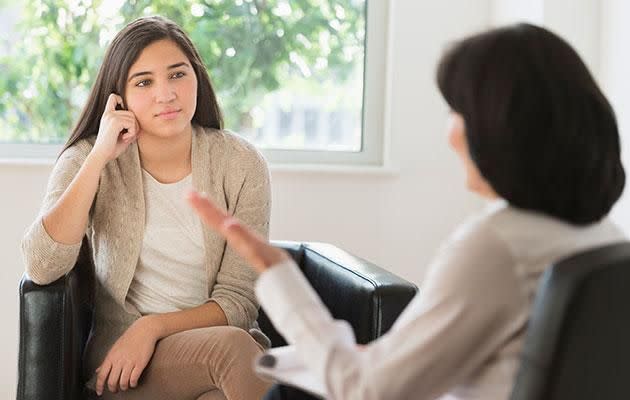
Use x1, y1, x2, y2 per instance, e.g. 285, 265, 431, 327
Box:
92, 93, 139, 164
186, 190, 289, 272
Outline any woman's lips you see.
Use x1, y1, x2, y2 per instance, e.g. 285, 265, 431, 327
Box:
156, 109, 182, 120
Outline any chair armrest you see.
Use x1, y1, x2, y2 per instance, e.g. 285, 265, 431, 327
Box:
18, 240, 94, 400
260, 241, 418, 347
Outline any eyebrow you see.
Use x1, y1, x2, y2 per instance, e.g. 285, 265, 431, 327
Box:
127, 62, 191, 82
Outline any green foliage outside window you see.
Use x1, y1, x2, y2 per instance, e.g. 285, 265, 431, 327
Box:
0, 0, 365, 143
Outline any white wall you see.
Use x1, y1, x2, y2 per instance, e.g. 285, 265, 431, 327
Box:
601, 0, 630, 234
492, 0, 601, 76
0, 164, 50, 399
0, 2, 493, 397
493, 0, 544, 25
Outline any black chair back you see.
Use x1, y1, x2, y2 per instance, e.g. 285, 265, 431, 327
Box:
510, 241, 630, 400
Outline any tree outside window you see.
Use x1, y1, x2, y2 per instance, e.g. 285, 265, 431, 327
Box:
0, 0, 366, 152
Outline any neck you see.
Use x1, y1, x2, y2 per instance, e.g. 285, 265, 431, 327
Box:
137, 125, 193, 183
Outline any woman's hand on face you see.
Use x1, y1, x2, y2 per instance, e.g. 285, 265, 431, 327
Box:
94, 316, 160, 396
92, 93, 140, 165
186, 190, 290, 273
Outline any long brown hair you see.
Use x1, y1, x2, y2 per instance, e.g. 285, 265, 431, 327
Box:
62, 16, 223, 153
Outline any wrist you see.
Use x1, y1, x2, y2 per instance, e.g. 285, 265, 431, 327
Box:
86, 149, 109, 170
138, 314, 166, 340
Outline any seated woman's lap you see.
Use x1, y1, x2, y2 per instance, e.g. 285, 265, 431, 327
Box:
101, 326, 271, 400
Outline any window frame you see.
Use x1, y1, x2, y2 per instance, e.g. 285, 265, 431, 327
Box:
0, 1, 390, 168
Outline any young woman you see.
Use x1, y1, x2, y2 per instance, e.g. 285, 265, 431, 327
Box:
187, 23, 626, 400
22, 16, 272, 400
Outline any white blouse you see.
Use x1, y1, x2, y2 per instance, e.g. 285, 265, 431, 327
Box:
126, 170, 207, 315
256, 201, 624, 400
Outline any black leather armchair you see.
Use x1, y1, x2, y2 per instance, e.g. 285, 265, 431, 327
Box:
18, 240, 418, 400
510, 241, 630, 400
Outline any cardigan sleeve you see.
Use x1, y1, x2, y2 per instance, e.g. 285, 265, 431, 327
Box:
21, 141, 94, 285
208, 143, 271, 329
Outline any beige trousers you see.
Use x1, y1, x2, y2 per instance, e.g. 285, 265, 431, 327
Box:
100, 326, 272, 400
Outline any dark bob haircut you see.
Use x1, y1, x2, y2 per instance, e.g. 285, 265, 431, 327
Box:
437, 23, 625, 225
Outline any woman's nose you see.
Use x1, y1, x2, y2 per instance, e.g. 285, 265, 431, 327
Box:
155, 82, 176, 103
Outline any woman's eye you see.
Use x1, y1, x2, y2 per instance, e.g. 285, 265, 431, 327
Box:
171, 71, 186, 79
136, 79, 151, 87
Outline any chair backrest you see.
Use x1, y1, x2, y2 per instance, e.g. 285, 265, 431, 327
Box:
510, 241, 630, 400
259, 241, 418, 347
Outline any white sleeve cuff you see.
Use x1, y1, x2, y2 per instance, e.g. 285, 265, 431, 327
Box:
255, 259, 332, 341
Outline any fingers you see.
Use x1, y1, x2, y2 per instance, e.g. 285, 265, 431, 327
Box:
186, 190, 231, 230
115, 111, 141, 143
104, 94, 137, 131
112, 116, 139, 144
118, 362, 134, 391
108, 362, 123, 393
186, 190, 261, 260
117, 115, 136, 130
115, 110, 137, 120
95, 362, 112, 396
99, 95, 141, 156
105, 93, 124, 112
119, 118, 137, 138
186, 190, 289, 270
130, 355, 150, 388
129, 365, 142, 388
222, 221, 268, 265
186, 191, 261, 244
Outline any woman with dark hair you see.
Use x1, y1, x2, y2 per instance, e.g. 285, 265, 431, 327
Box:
22, 16, 272, 399
187, 23, 626, 400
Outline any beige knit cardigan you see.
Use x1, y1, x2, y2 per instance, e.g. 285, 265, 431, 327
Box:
21, 125, 270, 383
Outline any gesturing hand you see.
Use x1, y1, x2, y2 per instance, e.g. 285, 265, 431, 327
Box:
95, 317, 159, 396
186, 190, 290, 273
92, 93, 140, 164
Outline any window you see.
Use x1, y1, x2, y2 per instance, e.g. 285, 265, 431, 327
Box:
0, 0, 387, 166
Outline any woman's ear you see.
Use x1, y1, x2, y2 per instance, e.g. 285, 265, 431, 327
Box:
447, 113, 467, 155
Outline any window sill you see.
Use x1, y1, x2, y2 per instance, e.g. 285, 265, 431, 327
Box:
0, 156, 399, 177
269, 163, 399, 177
0, 157, 57, 166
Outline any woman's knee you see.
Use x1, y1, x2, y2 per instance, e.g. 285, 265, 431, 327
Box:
149, 326, 260, 373
208, 326, 262, 356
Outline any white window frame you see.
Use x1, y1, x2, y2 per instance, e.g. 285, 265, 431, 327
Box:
0, 1, 390, 168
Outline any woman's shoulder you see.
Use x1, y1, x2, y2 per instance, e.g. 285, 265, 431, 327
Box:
197, 126, 258, 151
433, 202, 518, 280
423, 204, 521, 308
446, 201, 509, 247
195, 125, 267, 167
57, 136, 96, 163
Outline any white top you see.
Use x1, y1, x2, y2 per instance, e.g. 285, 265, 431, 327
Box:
126, 170, 208, 315
255, 201, 625, 400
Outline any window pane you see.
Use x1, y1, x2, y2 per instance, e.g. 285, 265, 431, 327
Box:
0, 0, 366, 152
